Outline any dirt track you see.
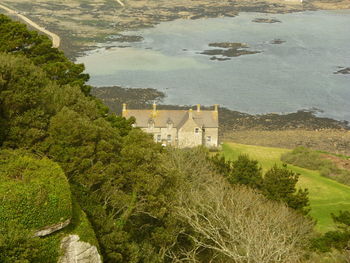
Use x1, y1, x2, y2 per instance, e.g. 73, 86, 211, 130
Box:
0, 3, 60, 48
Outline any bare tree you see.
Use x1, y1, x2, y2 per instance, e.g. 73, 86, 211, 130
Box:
164, 148, 314, 263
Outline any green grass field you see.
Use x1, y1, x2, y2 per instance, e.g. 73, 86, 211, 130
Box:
222, 142, 350, 232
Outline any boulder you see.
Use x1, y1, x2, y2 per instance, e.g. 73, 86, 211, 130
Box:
35, 219, 71, 237
59, 234, 102, 263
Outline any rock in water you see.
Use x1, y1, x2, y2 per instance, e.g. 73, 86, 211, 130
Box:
59, 235, 102, 263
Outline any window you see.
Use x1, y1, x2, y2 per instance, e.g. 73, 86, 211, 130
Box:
148, 119, 154, 129
157, 135, 161, 142
195, 128, 200, 134
207, 136, 211, 142
167, 119, 173, 129
167, 135, 172, 143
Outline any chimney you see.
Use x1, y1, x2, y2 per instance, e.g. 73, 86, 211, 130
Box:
197, 104, 201, 112
189, 108, 193, 119
214, 104, 219, 112
122, 103, 127, 117
213, 104, 219, 120
152, 103, 157, 117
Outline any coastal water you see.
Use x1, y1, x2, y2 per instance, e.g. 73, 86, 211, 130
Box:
77, 10, 350, 121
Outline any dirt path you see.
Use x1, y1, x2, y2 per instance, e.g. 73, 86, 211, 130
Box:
0, 3, 60, 48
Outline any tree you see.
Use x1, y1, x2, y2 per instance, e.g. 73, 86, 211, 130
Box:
171, 149, 314, 263
263, 164, 310, 214
0, 14, 90, 94
312, 211, 350, 253
210, 154, 263, 189
230, 154, 263, 189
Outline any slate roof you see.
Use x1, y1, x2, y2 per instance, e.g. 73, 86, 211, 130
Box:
123, 109, 219, 128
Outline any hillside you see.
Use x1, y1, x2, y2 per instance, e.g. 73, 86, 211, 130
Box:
2, 13, 350, 263
222, 142, 350, 232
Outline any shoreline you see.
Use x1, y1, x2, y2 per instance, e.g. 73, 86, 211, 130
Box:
4, 0, 350, 59
92, 85, 350, 155
92, 86, 350, 132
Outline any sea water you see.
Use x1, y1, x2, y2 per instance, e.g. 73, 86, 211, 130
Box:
77, 10, 350, 121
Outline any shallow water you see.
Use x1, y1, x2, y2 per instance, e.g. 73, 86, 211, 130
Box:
77, 10, 350, 121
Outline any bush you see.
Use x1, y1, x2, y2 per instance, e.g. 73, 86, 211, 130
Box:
0, 149, 72, 229
282, 147, 350, 186
281, 147, 332, 171
0, 221, 45, 263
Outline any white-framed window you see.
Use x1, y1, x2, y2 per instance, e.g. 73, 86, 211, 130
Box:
157, 135, 161, 142
207, 136, 211, 142
167, 134, 172, 143
195, 128, 200, 134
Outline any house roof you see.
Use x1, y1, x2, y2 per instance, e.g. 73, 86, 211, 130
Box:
123, 109, 219, 128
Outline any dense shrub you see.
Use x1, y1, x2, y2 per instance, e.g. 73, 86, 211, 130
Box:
281, 147, 331, 170
0, 149, 72, 229
0, 221, 46, 263
281, 147, 350, 186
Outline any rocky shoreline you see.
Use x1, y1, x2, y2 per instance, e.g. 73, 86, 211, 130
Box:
92, 86, 350, 134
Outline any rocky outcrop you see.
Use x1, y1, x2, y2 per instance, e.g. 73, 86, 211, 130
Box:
59, 235, 102, 263
35, 219, 71, 237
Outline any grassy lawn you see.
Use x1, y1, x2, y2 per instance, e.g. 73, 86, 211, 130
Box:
222, 142, 350, 232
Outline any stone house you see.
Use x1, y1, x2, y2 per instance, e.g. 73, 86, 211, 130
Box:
122, 103, 219, 148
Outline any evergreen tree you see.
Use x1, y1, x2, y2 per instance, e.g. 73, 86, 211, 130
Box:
263, 164, 309, 214
230, 154, 263, 189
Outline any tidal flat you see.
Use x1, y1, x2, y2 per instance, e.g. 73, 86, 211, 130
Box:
3, 0, 350, 57
79, 10, 350, 123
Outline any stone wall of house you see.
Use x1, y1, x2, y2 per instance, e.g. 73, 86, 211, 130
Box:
204, 127, 219, 148
178, 116, 203, 148
142, 127, 178, 146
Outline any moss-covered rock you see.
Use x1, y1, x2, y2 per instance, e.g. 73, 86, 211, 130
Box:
0, 149, 72, 230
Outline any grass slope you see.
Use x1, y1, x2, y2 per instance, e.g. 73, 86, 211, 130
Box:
222, 142, 350, 232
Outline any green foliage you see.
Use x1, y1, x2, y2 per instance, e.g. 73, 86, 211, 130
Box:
229, 154, 263, 188
221, 142, 350, 232
281, 147, 331, 170
0, 221, 46, 263
263, 165, 310, 214
0, 149, 72, 229
0, 53, 52, 147
0, 14, 90, 94
312, 211, 350, 253
210, 154, 309, 214
0, 15, 318, 262
78, 129, 185, 263
281, 147, 350, 186
65, 199, 100, 250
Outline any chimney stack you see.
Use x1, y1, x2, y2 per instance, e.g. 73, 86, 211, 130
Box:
214, 104, 219, 112
197, 104, 201, 112
189, 108, 193, 119
152, 103, 157, 117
